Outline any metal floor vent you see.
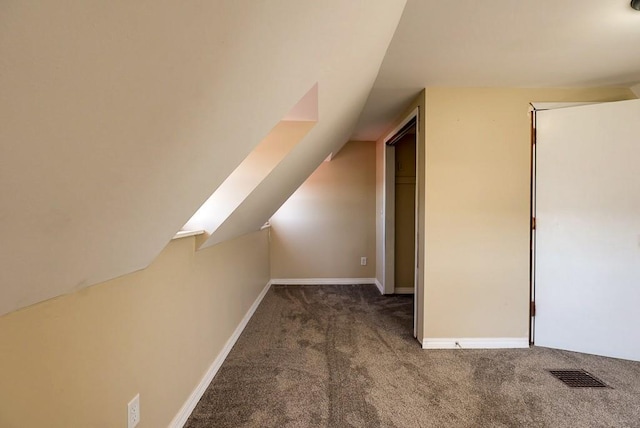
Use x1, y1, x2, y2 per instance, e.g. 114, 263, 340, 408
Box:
548, 370, 610, 388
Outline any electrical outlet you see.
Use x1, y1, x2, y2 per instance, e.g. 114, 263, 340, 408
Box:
128, 394, 140, 428
360, 257, 367, 266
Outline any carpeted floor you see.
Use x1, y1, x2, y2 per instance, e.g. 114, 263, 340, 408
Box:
185, 284, 640, 427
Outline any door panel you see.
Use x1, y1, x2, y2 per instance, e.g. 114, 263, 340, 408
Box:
535, 99, 640, 361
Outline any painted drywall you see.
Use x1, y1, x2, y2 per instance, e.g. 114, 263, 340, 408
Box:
376, 87, 634, 343
422, 87, 635, 340
203, 1, 409, 249
270, 141, 376, 279
0, 0, 406, 316
182, 120, 316, 245
0, 230, 270, 428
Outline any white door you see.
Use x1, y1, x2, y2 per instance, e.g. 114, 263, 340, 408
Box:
535, 99, 640, 361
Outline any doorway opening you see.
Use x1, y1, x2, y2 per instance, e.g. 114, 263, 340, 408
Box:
391, 124, 416, 295
383, 113, 419, 337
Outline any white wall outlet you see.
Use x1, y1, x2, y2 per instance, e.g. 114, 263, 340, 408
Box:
361, 257, 367, 266
128, 394, 140, 428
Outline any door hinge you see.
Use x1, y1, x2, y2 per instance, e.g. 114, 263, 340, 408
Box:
530, 301, 536, 317
531, 217, 536, 230
530, 115, 536, 145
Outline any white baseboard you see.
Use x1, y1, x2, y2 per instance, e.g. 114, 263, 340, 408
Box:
270, 278, 377, 285
169, 281, 272, 428
394, 287, 414, 294
374, 279, 384, 294
422, 337, 529, 350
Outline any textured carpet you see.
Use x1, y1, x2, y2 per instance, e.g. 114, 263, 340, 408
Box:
185, 285, 640, 427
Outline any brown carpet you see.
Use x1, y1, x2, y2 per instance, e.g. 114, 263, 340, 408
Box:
185, 284, 640, 427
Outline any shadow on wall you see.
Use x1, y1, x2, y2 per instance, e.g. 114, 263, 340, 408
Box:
269, 141, 376, 280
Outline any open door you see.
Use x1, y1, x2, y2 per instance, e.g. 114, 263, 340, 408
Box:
534, 99, 640, 361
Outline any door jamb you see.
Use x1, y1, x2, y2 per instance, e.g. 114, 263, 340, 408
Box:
382, 108, 420, 337
529, 105, 537, 345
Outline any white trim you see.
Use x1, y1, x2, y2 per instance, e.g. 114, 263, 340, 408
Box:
172, 230, 205, 240
374, 279, 384, 294
382, 107, 420, 334
421, 337, 529, 350
530, 102, 600, 111
383, 143, 396, 294
413, 107, 421, 338
394, 287, 414, 294
169, 281, 272, 428
270, 278, 377, 285
383, 107, 420, 145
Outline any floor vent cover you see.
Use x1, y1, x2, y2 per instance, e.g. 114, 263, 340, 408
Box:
548, 370, 610, 388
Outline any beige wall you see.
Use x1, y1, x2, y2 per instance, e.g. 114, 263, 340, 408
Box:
0, 230, 270, 428
270, 141, 376, 279
376, 88, 635, 343
423, 87, 635, 339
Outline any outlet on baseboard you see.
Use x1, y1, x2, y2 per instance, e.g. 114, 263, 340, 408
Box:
360, 257, 367, 266
128, 394, 140, 428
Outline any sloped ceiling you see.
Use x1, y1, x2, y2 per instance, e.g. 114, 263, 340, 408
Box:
0, 1, 407, 316
353, 0, 640, 141
186, 85, 318, 247
188, 119, 317, 246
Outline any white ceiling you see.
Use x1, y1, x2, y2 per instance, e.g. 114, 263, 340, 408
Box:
353, 0, 640, 140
